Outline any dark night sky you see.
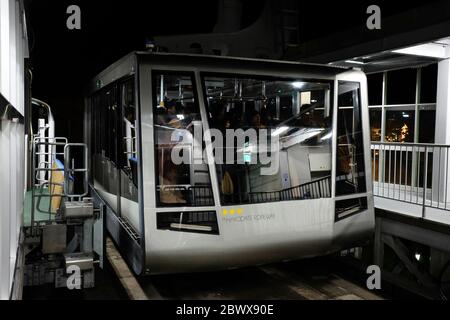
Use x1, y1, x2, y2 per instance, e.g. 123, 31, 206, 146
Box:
26, 0, 438, 142
27, 1, 220, 141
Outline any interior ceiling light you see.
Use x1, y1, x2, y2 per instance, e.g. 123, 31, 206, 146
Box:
344, 60, 365, 65
292, 81, 305, 89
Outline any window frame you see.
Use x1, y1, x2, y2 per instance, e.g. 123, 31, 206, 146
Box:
368, 65, 438, 189
367, 65, 437, 144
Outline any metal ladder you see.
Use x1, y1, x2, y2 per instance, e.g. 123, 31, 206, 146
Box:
277, 0, 300, 55
31, 136, 89, 229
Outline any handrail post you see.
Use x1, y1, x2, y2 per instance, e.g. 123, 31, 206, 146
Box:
422, 146, 428, 219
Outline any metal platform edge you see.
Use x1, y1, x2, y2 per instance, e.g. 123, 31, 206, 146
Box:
89, 185, 145, 276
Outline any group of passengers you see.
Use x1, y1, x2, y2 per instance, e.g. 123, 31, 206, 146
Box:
155, 99, 197, 128
209, 100, 272, 132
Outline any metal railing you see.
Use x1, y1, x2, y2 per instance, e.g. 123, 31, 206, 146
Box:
156, 176, 332, 207
371, 142, 450, 214
31, 137, 89, 228
156, 185, 215, 207
249, 176, 331, 204
32, 137, 68, 226
220, 176, 331, 205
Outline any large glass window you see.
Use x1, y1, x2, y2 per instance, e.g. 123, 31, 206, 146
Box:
420, 64, 437, 104
336, 81, 367, 196
368, 65, 438, 192
386, 68, 417, 105
367, 73, 383, 106
120, 79, 138, 204
385, 107, 415, 143
369, 108, 382, 142
369, 106, 381, 184
368, 66, 437, 144
91, 85, 119, 199
203, 74, 333, 205
153, 72, 214, 207
418, 105, 436, 143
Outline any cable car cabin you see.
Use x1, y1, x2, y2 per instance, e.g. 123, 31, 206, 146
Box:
84, 52, 374, 275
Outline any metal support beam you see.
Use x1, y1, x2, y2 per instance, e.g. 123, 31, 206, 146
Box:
381, 269, 440, 300
380, 216, 450, 253
374, 217, 384, 268
392, 263, 405, 275
382, 234, 435, 288
373, 213, 450, 298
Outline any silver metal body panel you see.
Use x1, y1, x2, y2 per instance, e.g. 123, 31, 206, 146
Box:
61, 199, 94, 219
86, 52, 374, 275
64, 253, 94, 271
144, 200, 373, 274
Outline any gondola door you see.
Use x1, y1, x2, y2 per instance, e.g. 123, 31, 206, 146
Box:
333, 71, 371, 221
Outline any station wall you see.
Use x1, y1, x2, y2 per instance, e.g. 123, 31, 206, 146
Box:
0, 0, 29, 300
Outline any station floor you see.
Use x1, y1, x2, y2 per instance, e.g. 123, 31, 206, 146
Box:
140, 256, 423, 300
21, 253, 426, 300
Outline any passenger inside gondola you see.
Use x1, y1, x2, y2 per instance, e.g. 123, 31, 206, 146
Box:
153, 73, 214, 207
250, 110, 266, 129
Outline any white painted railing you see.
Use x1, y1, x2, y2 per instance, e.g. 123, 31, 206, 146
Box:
371, 142, 450, 216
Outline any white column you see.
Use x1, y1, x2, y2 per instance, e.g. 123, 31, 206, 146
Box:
435, 60, 450, 144
0, 120, 12, 300
15, 0, 23, 114
9, 121, 17, 290
433, 59, 450, 204
19, 124, 25, 231
9, 0, 17, 108
0, 0, 11, 100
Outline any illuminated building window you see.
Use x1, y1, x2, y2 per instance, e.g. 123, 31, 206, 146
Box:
369, 108, 382, 142
385, 109, 415, 143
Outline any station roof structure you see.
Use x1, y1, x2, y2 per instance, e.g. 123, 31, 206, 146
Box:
287, 0, 450, 73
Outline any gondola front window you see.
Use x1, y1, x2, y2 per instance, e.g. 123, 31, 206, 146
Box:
203, 74, 333, 205
153, 72, 214, 207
